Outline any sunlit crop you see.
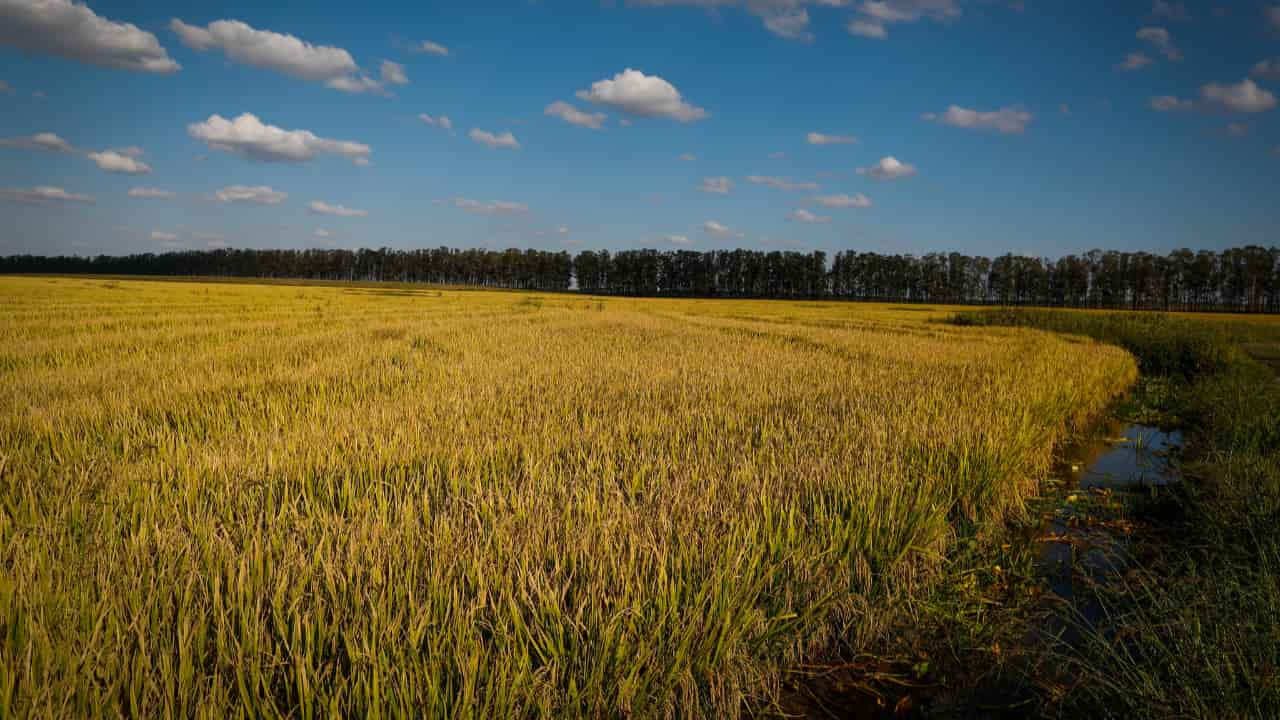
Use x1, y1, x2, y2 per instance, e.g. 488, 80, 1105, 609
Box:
0, 276, 1137, 718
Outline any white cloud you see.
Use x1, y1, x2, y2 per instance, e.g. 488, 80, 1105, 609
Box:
419, 113, 453, 131
544, 100, 607, 129
151, 230, 178, 242
469, 128, 521, 149
1149, 95, 1194, 112
415, 40, 449, 56
170, 18, 353, 81
814, 192, 873, 208
170, 18, 402, 95
0, 132, 76, 153
679, 152, 697, 161
453, 198, 529, 215
847, 0, 961, 39
381, 60, 408, 85
129, 187, 176, 199
848, 19, 888, 38
806, 131, 858, 145
745, 175, 819, 191
189, 113, 371, 165
922, 105, 1033, 134
0, 185, 94, 204
1152, 1, 1189, 21
627, 0, 822, 42
761, 8, 813, 42
88, 150, 151, 174
703, 220, 742, 238
214, 185, 287, 205
699, 176, 732, 194
1137, 26, 1180, 60
314, 228, 331, 238
664, 234, 692, 245
576, 68, 708, 122
1117, 52, 1154, 71
1253, 59, 1280, 80
1200, 78, 1276, 113
0, 0, 179, 73
856, 156, 917, 179
308, 200, 367, 217
789, 208, 830, 223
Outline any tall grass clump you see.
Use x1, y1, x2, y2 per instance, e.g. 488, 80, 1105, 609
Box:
0, 278, 1137, 718
954, 307, 1280, 718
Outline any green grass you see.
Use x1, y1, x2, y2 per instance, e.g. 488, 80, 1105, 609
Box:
952, 307, 1280, 719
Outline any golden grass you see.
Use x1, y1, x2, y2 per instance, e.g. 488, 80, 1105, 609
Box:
0, 277, 1137, 718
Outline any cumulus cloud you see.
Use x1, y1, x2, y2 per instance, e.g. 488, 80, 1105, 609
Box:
308, 200, 367, 217
314, 228, 332, 239
745, 175, 819, 191
0, 185, 94, 204
922, 105, 1033, 134
1200, 78, 1276, 113
171, 19, 353, 79
703, 220, 743, 238
544, 100, 607, 129
88, 150, 151, 174
1117, 52, 1154, 71
856, 156, 916, 179
1136, 26, 1180, 60
0, 0, 179, 73
170, 18, 401, 94
679, 152, 697, 161
188, 113, 371, 165
576, 68, 708, 122
806, 131, 858, 145
453, 198, 529, 215
664, 234, 692, 246
0, 132, 76, 153
847, 0, 961, 40
788, 208, 830, 223
214, 185, 287, 205
469, 128, 521, 149
415, 40, 449, 56
129, 187, 176, 199
151, 230, 178, 242
1253, 59, 1280, 80
814, 192, 873, 208
380, 60, 408, 86
699, 176, 733, 194
1149, 95, 1194, 112
419, 113, 453, 131
627, 0, 819, 41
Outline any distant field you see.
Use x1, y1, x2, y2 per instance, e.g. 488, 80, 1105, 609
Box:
0, 276, 1137, 717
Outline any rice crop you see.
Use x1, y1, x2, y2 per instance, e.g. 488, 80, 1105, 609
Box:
0, 276, 1137, 718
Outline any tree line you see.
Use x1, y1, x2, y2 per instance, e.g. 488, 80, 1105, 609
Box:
2, 244, 1278, 312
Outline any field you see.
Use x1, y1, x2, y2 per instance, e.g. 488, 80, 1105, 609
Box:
0, 276, 1142, 717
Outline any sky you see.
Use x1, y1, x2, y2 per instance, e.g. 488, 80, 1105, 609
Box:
0, 0, 1278, 259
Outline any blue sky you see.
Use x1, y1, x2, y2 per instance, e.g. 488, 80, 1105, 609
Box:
1, 0, 1277, 259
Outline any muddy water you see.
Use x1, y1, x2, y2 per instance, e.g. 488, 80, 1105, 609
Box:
1033, 422, 1183, 626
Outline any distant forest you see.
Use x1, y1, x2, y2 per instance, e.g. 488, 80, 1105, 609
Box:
3, 245, 1279, 312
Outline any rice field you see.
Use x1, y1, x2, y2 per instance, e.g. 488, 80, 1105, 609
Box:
0, 276, 1138, 718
